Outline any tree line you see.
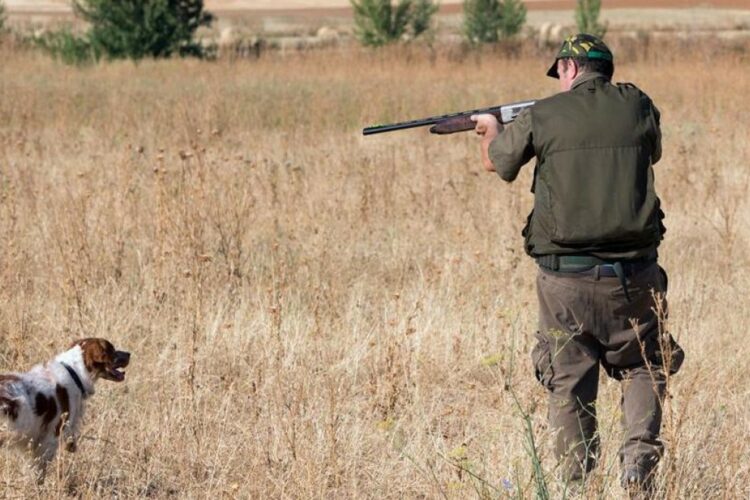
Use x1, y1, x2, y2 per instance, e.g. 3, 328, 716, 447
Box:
0, 0, 606, 63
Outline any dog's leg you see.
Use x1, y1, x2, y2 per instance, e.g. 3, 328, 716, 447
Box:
58, 412, 77, 453
32, 436, 58, 484
64, 436, 77, 453
66, 410, 83, 453
0, 396, 18, 421
34, 460, 48, 485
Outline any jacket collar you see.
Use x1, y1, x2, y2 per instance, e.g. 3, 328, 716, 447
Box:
571, 71, 609, 90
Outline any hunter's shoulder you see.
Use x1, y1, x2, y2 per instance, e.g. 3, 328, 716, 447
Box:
614, 81, 646, 93
614, 81, 656, 102
528, 92, 568, 116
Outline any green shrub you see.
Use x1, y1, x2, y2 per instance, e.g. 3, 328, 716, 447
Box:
39, 0, 214, 64
575, 0, 607, 38
0, 1, 6, 32
410, 0, 440, 38
35, 29, 99, 65
499, 0, 526, 38
351, 0, 439, 47
463, 0, 526, 44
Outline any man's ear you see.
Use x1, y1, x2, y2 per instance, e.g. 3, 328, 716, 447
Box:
567, 59, 580, 80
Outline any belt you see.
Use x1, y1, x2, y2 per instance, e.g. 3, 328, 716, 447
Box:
536, 251, 658, 302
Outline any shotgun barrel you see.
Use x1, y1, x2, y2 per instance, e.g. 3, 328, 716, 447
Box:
362, 100, 536, 136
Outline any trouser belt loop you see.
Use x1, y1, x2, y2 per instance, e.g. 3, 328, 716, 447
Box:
595, 265, 601, 281
612, 261, 631, 302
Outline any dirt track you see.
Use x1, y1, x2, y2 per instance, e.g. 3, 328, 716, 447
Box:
6, 0, 749, 17
221, 0, 750, 11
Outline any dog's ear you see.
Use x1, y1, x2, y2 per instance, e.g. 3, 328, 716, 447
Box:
75, 339, 115, 370
70, 338, 100, 352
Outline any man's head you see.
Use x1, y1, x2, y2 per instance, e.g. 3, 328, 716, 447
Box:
547, 33, 614, 91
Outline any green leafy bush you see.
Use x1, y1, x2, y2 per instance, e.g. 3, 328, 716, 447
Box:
351, 0, 439, 47
463, 0, 526, 44
39, 0, 214, 64
0, 1, 6, 33
575, 0, 607, 38
499, 0, 526, 38
410, 0, 440, 38
35, 29, 99, 65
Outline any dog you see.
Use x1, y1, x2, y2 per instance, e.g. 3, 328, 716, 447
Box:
0, 338, 130, 481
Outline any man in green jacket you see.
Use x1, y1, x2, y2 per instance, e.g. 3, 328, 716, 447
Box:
472, 34, 684, 497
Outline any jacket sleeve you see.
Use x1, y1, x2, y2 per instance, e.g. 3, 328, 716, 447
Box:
651, 104, 662, 165
488, 108, 535, 182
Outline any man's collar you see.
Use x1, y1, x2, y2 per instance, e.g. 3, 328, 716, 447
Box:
61, 362, 89, 398
571, 71, 608, 90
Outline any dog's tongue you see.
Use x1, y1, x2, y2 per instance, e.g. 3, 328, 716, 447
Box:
110, 368, 125, 382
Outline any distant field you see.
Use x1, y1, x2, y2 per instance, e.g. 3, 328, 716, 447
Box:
6, 0, 750, 42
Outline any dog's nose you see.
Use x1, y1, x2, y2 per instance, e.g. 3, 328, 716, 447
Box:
116, 351, 131, 367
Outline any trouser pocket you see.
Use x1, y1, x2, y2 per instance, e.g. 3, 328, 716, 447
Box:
531, 332, 554, 390
657, 264, 668, 291
651, 334, 684, 375
648, 265, 684, 374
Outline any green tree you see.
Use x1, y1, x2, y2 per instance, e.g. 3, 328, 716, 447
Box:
38, 0, 214, 63
499, 0, 526, 38
351, 0, 439, 47
0, 1, 6, 32
463, 0, 526, 44
77, 0, 213, 59
575, 0, 607, 38
410, 0, 440, 38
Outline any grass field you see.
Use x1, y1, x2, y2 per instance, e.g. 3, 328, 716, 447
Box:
0, 39, 749, 498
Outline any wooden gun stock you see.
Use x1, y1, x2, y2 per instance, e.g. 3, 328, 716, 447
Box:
429, 112, 504, 135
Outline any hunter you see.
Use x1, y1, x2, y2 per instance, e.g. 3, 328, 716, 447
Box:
471, 34, 684, 497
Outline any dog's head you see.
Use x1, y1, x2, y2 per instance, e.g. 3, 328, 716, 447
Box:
72, 338, 130, 382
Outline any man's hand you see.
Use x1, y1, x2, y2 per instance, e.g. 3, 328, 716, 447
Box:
471, 114, 504, 172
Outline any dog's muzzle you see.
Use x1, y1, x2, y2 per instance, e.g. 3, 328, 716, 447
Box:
107, 351, 130, 382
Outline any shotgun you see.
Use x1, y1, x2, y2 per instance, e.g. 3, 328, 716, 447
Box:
362, 100, 536, 136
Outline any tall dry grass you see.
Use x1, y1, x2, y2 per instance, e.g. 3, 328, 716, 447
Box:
0, 41, 748, 498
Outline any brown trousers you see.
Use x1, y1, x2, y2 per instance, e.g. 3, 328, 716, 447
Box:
531, 263, 684, 481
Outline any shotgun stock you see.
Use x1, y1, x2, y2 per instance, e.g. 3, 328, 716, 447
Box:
362, 100, 536, 136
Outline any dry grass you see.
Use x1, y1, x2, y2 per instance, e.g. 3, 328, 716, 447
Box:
0, 41, 748, 498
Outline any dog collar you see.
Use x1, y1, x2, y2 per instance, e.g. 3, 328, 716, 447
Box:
61, 362, 88, 398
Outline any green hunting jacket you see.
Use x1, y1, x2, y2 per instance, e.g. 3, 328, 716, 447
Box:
489, 72, 665, 260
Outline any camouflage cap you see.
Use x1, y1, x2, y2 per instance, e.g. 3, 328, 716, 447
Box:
546, 33, 613, 79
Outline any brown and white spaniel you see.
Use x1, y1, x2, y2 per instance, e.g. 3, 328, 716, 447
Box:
0, 338, 130, 481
